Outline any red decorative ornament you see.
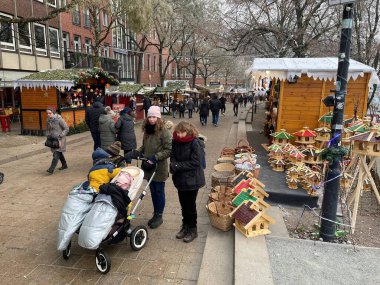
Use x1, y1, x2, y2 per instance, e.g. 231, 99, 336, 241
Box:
100, 79, 105, 84
87, 84, 91, 89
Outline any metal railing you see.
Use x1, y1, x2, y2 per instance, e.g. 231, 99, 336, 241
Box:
64, 50, 119, 73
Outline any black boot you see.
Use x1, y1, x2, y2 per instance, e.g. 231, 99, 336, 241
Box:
176, 225, 188, 239
149, 214, 163, 229
183, 227, 198, 243
148, 213, 157, 226
47, 153, 59, 174
58, 153, 68, 170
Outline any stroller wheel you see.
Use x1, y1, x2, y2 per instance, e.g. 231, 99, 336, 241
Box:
62, 241, 71, 260
130, 225, 148, 251
0, 172, 4, 184
95, 248, 111, 274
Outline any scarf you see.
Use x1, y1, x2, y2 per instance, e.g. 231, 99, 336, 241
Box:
173, 132, 195, 143
145, 123, 156, 134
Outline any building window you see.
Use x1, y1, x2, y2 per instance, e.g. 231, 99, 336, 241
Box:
18, 22, 32, 53
83, 8, 91, 28
102, 10, 108, 26
84, 38, 91, 54
49, 27, 60, 57
141, 54, 144, 70
60, 0, 66, 8
147, 54, 151, 72
103, 45, 109, 58
73, 35, 81, 52
34, 23, 46, 53
153, 56, 156, 72
0, 13, 15, 50
72, 5, 81, 26
47, 0, 57, 7
62, 32, 69, 52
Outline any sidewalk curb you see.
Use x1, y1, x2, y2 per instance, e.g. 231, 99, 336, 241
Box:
0, 132, 91, 166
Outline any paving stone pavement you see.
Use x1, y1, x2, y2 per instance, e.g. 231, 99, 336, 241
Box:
0, 104, 247, 285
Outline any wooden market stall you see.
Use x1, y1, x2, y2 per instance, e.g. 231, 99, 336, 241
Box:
247, 58, 380, 134
14, 68, 119, 135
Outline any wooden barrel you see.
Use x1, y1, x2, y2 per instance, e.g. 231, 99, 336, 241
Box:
211, 171, 235, 188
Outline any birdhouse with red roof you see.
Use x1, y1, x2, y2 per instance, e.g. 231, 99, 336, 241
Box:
289, 149, 305, 165
270, 129, 294, 145
233, 178, 266, 196
232, 171, 254, 186
230, 201, 276, 238
350, 127, 380, 156
293, 127, 317, 145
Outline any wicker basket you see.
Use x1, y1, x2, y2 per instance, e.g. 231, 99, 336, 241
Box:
214, 163, 235, 172
235, 139, 255, 154
206, 201, 234, 231
211, 171, 235, 188
221, 147, 235, 156
211, 185, 234, 195
208, 191, 234, 203
217, 156, 235, 164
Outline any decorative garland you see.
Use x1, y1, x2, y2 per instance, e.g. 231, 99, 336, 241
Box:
73, 67, 119, 85
319, 146, 349, 164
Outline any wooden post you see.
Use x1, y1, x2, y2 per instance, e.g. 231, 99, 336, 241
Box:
276, 80, 285, 131
319, 80, 327, 119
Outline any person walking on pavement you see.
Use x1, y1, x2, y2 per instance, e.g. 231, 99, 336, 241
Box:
170, 99, 179, 118
126, 106, 172, 229
142, 96, 151, 118
85, 101, 104, 150
187, 98, 195, 118
46, 107, 69, 174
99, 107, 117, 149
115, 107, 137, 159
219, 95, 226, 116
238, 95, 243, 107
179, 101, 186, 118
170, 121, 205, 242
129, 95, 137, 112
199, 98, 209, 126
233, 95, 239, 117
209, 95, 222, 127
243, 95, 248, 108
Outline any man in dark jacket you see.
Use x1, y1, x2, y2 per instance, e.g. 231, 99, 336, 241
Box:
233, 95, 239, 116
187, 98, 195, 118
219, 95, 226, 116
115, 107, 137, 158
142, 96, 151, 118
85, 101, 104, 150
209, 95, 222, 127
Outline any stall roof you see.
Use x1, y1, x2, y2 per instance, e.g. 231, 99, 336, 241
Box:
14, 67, 119, 90
247, 57, 379, 85
156, 81, 188, 94
195, 84, 224, 93
109, 84, 143, 95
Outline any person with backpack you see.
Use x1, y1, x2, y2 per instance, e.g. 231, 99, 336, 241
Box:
170, 121, 205, 242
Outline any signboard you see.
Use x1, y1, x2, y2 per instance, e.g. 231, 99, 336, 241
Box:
209, 82, 221, 86
112, 104, 125, 112
328, 0, 356, 5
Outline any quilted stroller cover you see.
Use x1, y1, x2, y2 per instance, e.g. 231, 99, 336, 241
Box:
78, 194, 118, 249
57, 182, 96, 251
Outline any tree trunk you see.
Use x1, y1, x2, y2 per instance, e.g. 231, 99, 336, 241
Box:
158, 46, 165, 87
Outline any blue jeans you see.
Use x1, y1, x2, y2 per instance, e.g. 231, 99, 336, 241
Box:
150, 181, 166, 214
212, 113, 219, 125
200, 115, 207, 124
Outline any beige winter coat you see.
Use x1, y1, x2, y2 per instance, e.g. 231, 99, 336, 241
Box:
46, 114, 69, 152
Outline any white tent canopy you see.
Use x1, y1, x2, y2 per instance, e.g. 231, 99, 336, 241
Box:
247, 57, 379, 86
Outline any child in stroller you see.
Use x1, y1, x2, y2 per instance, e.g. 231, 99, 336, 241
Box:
58, 148, 154, 273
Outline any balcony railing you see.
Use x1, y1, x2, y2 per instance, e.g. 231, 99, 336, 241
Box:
64, 50, 119, 73
72, 10, 81, 26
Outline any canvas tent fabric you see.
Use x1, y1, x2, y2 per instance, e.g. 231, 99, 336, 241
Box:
247, 57, 379, 86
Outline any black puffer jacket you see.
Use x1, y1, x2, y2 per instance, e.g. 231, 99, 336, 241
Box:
115, 114, 137, 151
199, 102, 209, 116
209, 98, 222, 114
85, 102, 104, 133
170, 137, 205, 191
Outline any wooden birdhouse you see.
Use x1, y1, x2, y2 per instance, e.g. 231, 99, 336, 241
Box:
347, 122, 370, 137
286, 177, 299, 189
286, 165, 301, 179
268, 144, 284, 159
289, 150, 306, 165
270, 129, 294, 145
307, 187, 319, 197
315, 126, 331, 149
230, 201, 275, 238
341, 128, 351, 146
318, 112, 332, 128
301, 145, 322, 164
233, 178, 266, 195
232, 188, 270, 211
232, 171, 254, 186
272, 159, 286, 172
363, 179, 371, 191
350, 127, 380, 156
305, 171, 322, 188
293, 127, 317, 145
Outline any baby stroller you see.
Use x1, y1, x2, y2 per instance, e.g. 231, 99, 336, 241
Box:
0, 172, 3, 184
59, 159, 155, 274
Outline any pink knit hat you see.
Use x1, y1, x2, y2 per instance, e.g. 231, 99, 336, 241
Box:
147, 106, 161, 118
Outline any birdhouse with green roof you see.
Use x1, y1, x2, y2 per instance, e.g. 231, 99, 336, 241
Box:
232, 188, 270, 211
318, 112, 333, 128
230, 201, 275, 238
270, 129, 294, 145
347, 121, 370, 137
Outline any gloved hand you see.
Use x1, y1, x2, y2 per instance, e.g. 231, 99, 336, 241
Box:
125, 150, 142, 163
170, 162, 178, 173
147, 155, 157, 165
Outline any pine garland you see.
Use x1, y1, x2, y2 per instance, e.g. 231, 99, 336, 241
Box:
319, 146, 349, 164
73, 67, 119, 85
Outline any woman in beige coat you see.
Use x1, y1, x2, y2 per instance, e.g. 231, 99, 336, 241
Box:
46, 107, 69, 174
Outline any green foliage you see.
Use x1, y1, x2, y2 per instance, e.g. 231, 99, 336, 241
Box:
319, 146, 348, 164
72, 67, 119, 86
67, 121, 89, 136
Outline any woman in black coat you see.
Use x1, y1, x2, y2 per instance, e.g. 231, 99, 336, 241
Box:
115, 107, 137, 157
199, 98, 209, 126
170, 121, 205, 243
